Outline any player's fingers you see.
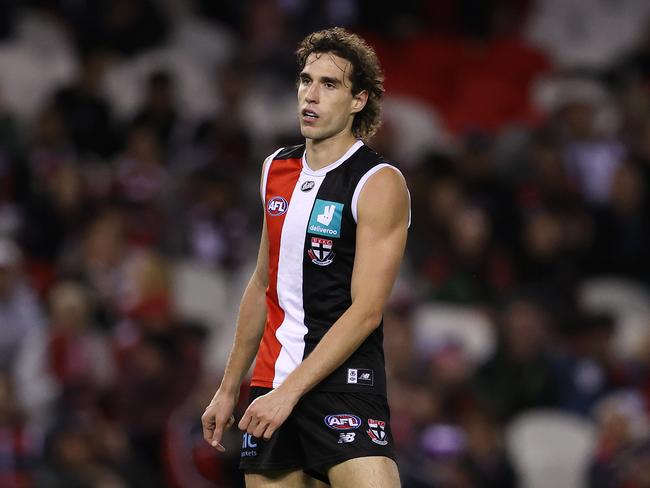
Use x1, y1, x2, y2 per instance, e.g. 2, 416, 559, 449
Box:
201, 413, 216, 443
210, 422, 226, 452
262, 422, 276, 440
252, 419, 267, 439
210, 415, 235, 451
238, 409, 253, 431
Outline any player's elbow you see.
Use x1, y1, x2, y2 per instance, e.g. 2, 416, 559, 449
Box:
357, 305, 383, 332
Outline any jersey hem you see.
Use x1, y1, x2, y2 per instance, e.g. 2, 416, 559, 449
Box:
250, 379, 275, 388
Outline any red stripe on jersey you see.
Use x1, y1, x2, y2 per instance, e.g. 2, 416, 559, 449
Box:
251, 157, 302, 387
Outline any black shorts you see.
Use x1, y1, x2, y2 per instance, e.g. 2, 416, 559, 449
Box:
239, 387, 396, 483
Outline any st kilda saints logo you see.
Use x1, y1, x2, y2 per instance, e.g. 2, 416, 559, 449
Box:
366, 419, 388, 445
308, 237, 335, 266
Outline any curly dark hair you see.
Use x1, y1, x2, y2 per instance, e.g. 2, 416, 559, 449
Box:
296, 27, 385, 140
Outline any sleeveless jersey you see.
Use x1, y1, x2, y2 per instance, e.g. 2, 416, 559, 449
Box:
251, 140, 406, 396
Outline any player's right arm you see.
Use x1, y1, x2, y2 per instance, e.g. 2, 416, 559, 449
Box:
201, 161, 271, 451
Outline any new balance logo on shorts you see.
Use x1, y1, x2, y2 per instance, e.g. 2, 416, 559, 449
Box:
338, 432, 356, 443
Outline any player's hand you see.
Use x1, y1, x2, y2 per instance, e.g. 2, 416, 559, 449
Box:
202, 390, 237, 452
238, 388, 299, 440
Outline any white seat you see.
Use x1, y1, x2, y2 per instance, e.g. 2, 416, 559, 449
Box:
411, 302, 496, 365
524, 0, 650, 70
578, 276, 650, 360
381, 96, 451, 166
171, 258, 228, 329
170, 258, 258, 373
505, 409, 596, 488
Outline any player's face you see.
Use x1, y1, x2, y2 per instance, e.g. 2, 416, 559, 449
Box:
297, 52, 366, 142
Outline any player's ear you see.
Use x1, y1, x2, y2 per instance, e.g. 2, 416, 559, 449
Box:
351, 90, 368, 114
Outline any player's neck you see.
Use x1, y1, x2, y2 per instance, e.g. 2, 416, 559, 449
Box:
304, 133, 359, 171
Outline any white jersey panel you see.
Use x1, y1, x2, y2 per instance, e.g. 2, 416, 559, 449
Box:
273, 172, 325, 387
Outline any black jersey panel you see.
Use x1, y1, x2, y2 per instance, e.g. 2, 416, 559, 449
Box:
300, 145, 390, 395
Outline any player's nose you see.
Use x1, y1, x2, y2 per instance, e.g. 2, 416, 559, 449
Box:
305, 83, 319, 103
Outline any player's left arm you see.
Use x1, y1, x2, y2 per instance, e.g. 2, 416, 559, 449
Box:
238, 166, 409, 440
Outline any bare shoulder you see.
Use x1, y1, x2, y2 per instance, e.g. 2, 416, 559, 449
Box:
357, 166, 410, 227
259, 147, 284, 199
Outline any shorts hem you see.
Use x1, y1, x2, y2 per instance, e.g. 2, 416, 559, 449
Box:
305, 451, 397, 473
241, 463, 303, 472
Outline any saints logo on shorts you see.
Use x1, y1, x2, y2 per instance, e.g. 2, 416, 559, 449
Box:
308, 237, 335, 266
367, 419, 388, 445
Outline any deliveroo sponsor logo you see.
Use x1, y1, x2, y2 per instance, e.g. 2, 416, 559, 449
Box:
308, 199, 344, 238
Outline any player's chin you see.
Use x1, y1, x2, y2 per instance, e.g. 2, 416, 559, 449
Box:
299, 125, 317, 138
300, 126, 330, 142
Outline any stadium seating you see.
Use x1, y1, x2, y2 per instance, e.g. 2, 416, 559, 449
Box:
505, 409, 596, 488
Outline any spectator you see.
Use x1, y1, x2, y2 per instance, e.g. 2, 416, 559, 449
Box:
131, 70, 181, 151
589, 161, 650, 280
18, 162, 94, 273
419, 202, 516, 304
113, 330, 198, 485
554, 312, 630, 416
0, 372, 43, 488
113, 126, 171, 247
51, 50, 116, 158
24, 106, 77, 201
0, 238, 46, 370
46, 281, 114, 416
69, 0, 169, 57
0, 86, 23, 203
34, 416, 127, 488
182, 167, 251, 272
590, 390, 650, 488
459, 409, 518, 488
190, 62, 254, 179
472, 292, 559, 421
58, 208, 131, 329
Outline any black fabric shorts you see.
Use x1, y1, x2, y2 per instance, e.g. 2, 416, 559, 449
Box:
239, 387, 396, 483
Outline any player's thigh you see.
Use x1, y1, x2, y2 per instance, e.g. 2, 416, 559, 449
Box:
245, 469, 329, 488
328, 456, 400, 488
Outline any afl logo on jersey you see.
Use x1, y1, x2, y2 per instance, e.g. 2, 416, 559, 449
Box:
267, 196, 288, 216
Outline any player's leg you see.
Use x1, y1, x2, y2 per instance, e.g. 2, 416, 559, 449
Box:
246, 469, 329, 487
295, 391, 398, 485
327, 456, 400, 487
240, 388, 307, 485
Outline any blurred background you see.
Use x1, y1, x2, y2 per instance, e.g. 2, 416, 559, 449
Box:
1, 0, 650, 487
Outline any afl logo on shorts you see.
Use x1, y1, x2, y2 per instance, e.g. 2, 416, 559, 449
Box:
267, 196, 288, 216
324, 414, 362, 430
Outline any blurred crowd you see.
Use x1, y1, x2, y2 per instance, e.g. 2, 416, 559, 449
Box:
1, 0, 650, 487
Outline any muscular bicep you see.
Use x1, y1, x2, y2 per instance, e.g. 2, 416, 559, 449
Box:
350, 167, 409, 314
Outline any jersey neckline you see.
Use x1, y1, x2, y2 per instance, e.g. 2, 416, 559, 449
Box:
301, 140, 364, 176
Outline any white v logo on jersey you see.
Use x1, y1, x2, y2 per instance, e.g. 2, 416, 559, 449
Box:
317, 205, 335, 226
